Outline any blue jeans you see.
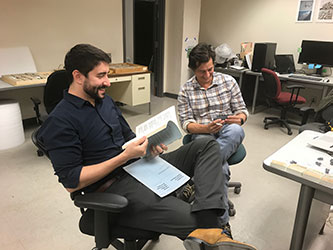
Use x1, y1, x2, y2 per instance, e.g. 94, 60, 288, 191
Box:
191, 123, 245, 226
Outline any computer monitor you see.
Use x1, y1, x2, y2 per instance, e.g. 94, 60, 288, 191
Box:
298, 40, 333, 67
275, 54, 296, 74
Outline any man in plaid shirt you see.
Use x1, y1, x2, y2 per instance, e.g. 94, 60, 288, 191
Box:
178, 43, 248, 233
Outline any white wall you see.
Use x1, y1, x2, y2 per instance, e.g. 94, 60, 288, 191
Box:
200, 0, 333, 63
164, 0, 185, 94
0, 0, 123, 119
0, 0, 123, 72
164, 0, 201, 95
180, 0, 201, 85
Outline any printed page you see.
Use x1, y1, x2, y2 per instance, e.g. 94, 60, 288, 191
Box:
122, 105, 181, 149
136, 106, 179, 137
123, 156, 190, 197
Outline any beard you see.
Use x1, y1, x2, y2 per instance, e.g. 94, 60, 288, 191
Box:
83, 79, 107, 100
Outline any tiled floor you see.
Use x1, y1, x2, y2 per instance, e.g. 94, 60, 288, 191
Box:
1, 96, 332, 250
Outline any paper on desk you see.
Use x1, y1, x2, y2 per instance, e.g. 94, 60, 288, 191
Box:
308, 131, 333, 153
123, 156, 190, 197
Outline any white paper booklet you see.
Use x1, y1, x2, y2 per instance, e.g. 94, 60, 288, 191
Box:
308, 131, 333, 153
123, 156, 190, 197
123, 106, 182, 157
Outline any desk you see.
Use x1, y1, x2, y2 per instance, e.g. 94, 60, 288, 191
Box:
263, 130, 333, 250
215, 67, 248, 89
246, 71, 333, 114
0, 71, 151, 118
107, 72, 151, 114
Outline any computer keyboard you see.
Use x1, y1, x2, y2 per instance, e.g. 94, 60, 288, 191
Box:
288, 74, 323, 81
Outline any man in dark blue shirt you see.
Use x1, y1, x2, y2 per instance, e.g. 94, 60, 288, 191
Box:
38, 44, 255, 250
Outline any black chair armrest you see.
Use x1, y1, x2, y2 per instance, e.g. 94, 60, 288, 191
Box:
300, 106, 315, 125
286, 85, 305, 104
74, 192, 128, 213
30, 96, 41, 106
286, 85, 305, 90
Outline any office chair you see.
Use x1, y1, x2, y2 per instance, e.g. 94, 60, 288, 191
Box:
299, 104, 333, 133
182, 134, 246, 216
261, 68, 307, 135
31, 70, 70, 156
31, 69, 70, 125
31, 128, 160, 250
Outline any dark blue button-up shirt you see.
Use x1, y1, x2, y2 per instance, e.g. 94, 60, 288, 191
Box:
38, 91, 136, 192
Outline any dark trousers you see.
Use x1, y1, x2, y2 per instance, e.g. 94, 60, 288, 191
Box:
105, 137, 226, 239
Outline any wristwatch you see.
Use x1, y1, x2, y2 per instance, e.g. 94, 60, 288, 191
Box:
240, 118, 244, 125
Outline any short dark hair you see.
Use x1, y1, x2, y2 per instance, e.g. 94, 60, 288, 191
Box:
64, 44, 111, 82
188, 43, 215, 71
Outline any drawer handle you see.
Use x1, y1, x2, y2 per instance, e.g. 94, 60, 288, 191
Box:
138, 77, 145, 80
138, 87, 145, 90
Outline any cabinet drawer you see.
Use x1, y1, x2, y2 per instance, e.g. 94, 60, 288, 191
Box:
109, 76, 131, 83
132, 73, 150, 105
132, 73, 149, 82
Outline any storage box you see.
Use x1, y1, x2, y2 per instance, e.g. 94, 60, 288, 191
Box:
109, 63, 148, 75
1, 72, 51, 86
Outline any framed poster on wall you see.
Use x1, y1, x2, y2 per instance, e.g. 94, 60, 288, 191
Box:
296, 0, 316, 22
316, 0, 333, 22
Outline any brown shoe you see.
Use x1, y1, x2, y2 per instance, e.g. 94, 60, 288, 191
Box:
183, 228, 256, 250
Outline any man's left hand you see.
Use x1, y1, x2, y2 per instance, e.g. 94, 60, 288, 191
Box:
150, 143, 168, 158
225, 114, 246, 126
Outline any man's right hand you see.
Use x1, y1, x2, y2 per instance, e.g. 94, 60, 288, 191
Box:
123, 136, 149, 159
207, 119, 224, 134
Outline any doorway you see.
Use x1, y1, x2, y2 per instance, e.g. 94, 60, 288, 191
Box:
123, 0, 165, 97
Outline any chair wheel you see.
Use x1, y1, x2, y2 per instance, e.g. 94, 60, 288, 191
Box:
288, 130, 293, 135
229, 208, 236, 217
234, 187, 241, 194
37, 149, 44, 157
152, 235, 160, 241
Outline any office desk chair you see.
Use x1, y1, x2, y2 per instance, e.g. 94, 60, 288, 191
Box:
182, 134, 246, 216
31, 70, 70, 156
261, 68, 307, 135
31, 128, 160, 250
31, 69, 70, 125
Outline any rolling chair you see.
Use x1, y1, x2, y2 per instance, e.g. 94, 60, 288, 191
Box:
182, 134, 246, 216
31, 70, 71, 156
299, 104, 333, 134
261, 68, 307, 135
31, 128, 160, 250
31, 69, 70, 125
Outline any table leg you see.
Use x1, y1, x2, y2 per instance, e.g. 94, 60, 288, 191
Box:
289, 184, 315, 250
321, 86, 328, 99
251, 75, 260, 114
239, 73, 244, 89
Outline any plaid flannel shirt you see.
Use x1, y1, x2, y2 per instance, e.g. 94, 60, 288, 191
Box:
177, 72, 249, 132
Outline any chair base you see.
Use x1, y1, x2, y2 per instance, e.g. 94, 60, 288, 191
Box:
227, 181, 241, 217
228, 181, 241, 194
263, 116, 300, 135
